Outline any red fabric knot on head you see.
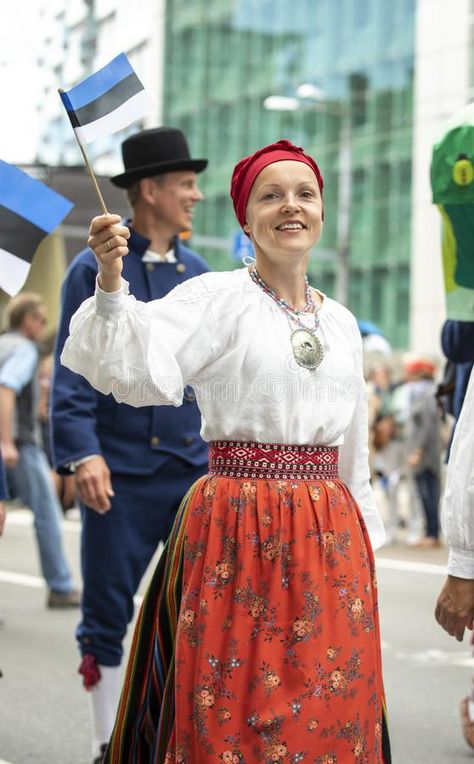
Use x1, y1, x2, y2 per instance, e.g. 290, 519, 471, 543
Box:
230, 139, 324, 229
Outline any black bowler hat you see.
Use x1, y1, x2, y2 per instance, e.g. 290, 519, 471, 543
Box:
110, 127, 208, 188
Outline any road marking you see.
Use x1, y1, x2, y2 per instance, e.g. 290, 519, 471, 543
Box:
0, 759, 15, 764
0, 570, 144, 606
4, 513, 447, 583
0, 571, 44, 588
5, 513, 448, 576
375, 557, 446, 576
392, 648, 473, 667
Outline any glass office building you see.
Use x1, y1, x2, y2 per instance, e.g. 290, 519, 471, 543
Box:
163, 0, 416, 347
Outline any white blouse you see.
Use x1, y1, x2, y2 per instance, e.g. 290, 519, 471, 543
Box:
443, 367, 474, 578
61, 267, 385, 549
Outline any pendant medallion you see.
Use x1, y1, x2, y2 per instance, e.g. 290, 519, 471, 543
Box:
290, 328, 324, 370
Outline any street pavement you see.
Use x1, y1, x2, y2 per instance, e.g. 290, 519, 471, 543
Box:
1, 505, 473, 764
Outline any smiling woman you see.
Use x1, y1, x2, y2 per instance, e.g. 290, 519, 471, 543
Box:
61, 139, 391, 763
244, 162, 323, 263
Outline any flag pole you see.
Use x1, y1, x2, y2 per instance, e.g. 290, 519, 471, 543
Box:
58, 88, 109, 215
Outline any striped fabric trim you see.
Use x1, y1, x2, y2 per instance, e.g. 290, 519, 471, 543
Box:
104, 480, 201, 763
209, 440, 339, 480
382, 700, 392, 763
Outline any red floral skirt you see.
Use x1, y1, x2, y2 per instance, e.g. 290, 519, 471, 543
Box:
106, 444, 390, 763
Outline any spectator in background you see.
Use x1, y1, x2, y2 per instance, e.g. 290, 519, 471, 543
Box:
367, 360, 425, 545
38, 352, 76, 513
404, 358, 443, 548
0, 293, 80, 607
367, 363, 402, 544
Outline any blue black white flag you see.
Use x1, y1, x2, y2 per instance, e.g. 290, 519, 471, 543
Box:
0, 161, 73, 296
59, 53, 150, 144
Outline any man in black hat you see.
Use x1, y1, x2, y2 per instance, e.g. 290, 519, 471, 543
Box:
51, 127, 209, 763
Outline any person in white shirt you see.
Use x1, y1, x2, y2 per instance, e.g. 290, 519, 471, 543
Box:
435, 366, 474, 747
61, 139, 391, 763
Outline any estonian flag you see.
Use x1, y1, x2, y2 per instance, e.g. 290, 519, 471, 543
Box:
59, 53, 150, 144
0, 161, 73, 296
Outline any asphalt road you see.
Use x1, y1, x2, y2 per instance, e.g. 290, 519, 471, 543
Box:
0, 506, 473, 764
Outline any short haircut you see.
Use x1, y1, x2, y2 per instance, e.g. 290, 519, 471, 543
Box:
5, 293, 44, 330
126, 174, 167, 208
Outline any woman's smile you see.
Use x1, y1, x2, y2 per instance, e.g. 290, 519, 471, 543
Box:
243, 160, 323, 262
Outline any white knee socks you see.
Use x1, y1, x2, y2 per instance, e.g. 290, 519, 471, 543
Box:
88, 664, 122, 758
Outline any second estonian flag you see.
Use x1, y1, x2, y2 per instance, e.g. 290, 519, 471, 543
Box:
0, 161, 73, 296
59, 53, 150, 144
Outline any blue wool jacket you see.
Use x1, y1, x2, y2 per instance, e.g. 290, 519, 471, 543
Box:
52, 227, 209, 475
441, 319, 474, 419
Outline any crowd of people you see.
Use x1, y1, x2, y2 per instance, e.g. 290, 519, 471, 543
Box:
0, 126, 473, 763
367, 355, 445, 548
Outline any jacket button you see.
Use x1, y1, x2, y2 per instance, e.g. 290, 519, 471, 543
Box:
176, 263, 186, 273
151, 436, 160, 446
146, 262, 155, 272
184, 436, 194, 445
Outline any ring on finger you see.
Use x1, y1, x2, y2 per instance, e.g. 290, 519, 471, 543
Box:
106, 239, 111, 251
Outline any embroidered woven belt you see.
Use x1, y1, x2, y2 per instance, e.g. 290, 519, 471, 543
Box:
208, 441, 339, 481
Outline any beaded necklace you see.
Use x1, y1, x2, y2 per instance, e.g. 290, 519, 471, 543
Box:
249, 265, 324, 370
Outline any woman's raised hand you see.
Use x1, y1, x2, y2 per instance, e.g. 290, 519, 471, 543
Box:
88, 214, 131, 293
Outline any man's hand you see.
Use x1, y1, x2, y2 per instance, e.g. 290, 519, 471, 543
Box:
1, 440, 19, 469
435, 575, 474, 641
0, 502, 5, 536
87, 213, 130, 293
75, 455, 114, 514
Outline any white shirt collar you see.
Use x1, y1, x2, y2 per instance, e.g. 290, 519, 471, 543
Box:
142, 248, 177, 264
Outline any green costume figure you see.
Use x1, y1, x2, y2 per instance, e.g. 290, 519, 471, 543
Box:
431, 102, 474, 321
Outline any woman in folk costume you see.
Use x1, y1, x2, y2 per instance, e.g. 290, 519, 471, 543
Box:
62, 140, 391, 763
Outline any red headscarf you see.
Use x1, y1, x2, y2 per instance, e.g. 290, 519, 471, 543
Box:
230, 139, 324, 228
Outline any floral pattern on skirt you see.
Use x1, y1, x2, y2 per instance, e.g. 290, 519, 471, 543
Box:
106, 476, 390, 764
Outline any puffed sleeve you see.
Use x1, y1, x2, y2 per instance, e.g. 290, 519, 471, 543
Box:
443, 368, 474, 578
338, 320, 386, 550
60, 275, 218, 407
